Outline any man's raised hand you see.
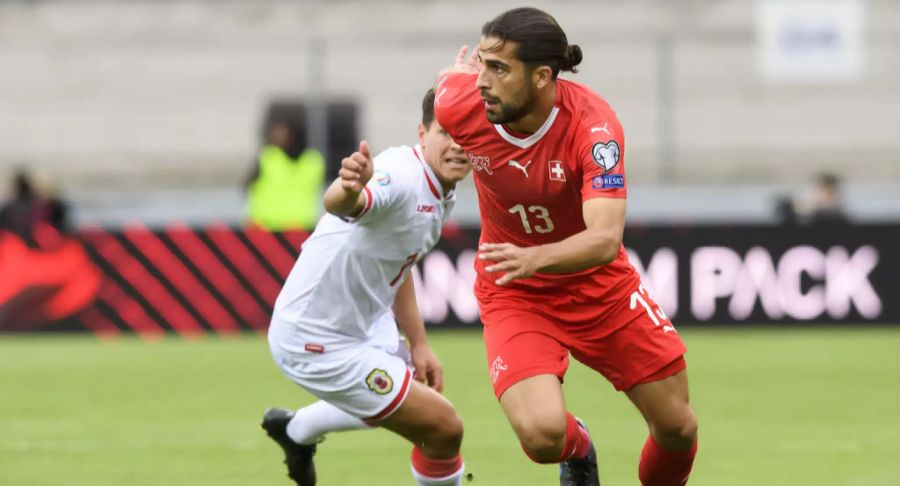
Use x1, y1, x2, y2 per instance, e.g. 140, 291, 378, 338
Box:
437, 45, 482, 81
339, 141, 374, 193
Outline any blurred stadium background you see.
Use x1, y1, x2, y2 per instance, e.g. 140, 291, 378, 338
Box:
2, 0, 899, 485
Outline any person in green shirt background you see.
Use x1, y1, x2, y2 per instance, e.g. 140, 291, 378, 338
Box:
246, 117, 325, 231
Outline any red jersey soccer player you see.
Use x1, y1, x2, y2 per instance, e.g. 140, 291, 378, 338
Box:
434, 8, 698, 486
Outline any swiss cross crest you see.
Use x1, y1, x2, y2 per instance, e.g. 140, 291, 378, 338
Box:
548, 160, 566, 182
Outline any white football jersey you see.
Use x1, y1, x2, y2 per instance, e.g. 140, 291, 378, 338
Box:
272, 144, 456, 352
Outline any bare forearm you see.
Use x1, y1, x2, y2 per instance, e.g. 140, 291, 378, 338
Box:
534, 228, 621, 273
323, 178, 363, 217
392, 273, 428, 346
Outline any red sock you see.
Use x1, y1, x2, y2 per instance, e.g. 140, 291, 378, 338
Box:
523, 413, 592, 463
410, 447, 463, 480
638, 435, 698, 486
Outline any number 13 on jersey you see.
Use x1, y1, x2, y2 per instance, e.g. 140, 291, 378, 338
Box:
508, 204, 555, 234
630, 284, 677, 333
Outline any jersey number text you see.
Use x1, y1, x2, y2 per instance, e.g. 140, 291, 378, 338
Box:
630, 284, 676, 333
508, 204, 555, 234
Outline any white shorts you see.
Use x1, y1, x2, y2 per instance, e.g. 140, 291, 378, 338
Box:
268, 315, 413, 422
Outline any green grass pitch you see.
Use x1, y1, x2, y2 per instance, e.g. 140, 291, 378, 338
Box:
2, 328, 899, 485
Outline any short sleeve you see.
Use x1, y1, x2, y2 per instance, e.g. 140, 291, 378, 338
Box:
434, 72, 482, 141
577, 113, 627, 201
353, 148, 411, 224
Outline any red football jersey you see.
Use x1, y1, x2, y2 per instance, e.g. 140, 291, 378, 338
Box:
435, 72, 639, 304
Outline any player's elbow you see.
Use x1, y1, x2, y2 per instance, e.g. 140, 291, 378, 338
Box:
594, 248, 617, 266
592, 235, 621, 266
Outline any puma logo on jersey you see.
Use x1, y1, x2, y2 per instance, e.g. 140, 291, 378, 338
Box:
590, 122, 610, 135
507, 160, 532, 177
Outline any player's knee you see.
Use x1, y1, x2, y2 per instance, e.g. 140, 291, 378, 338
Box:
424, 412, 464, 457
517, 422, 566, 463
652, 407, 698, 450
439, 413, 465, 450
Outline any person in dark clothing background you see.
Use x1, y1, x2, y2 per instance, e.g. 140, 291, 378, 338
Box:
0, 169, 41, 243
808, 172, 848, 225
0, 169, 70, 246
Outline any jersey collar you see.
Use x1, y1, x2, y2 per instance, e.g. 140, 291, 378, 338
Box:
493, 106, 560, 149
412, 145, 445, 200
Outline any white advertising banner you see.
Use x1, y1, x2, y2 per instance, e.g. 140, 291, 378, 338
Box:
757, 0, 866, 83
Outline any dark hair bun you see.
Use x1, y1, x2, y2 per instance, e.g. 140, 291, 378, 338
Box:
562, 44, 583, 73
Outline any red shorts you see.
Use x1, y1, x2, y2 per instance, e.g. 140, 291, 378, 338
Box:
481, 281, 687, 397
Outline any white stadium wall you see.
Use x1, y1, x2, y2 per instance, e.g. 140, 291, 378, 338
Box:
1, 0, 899, 223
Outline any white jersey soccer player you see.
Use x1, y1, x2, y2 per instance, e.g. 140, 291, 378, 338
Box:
262, 89, 471, 486
269, 143, 456, 416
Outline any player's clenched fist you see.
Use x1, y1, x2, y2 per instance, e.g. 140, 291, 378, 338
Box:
339, 141, 374, 193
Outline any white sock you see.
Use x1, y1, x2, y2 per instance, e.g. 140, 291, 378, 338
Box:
411, 462, 466, 486
286, 400, 370, 445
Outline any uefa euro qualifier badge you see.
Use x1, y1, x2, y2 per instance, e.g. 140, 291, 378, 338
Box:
366, 369, 394, 395
591, 139, 623, 190
591, 140, 620, 173
373, 171, 391, 186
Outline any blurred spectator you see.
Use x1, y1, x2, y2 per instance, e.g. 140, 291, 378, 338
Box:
807, 172, 848, 225
0, 169, 41, 243
782, 172, 849, 226
773, 195, 798, 226
35, 175, 70, 234
245, 117, 325, 231
42, 191, 69, 234
0, 169, 71, 247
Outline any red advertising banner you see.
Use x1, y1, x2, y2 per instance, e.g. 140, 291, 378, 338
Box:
0, 226, 308, 337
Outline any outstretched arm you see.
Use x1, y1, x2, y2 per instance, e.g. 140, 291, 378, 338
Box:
392, 271, 444, 392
